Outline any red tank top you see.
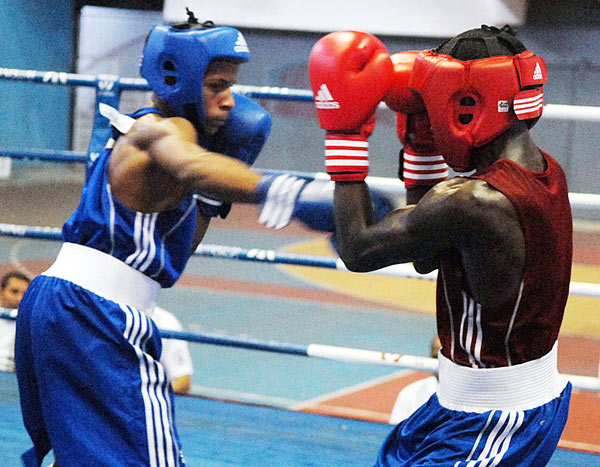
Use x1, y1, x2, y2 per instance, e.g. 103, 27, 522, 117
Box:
436, 151, 572, 368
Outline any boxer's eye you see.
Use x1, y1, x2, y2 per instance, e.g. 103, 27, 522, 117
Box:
204, 79, 233, 94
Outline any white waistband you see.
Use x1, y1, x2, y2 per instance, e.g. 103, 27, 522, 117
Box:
43, 243, 160, 312
437, 342, 566, 412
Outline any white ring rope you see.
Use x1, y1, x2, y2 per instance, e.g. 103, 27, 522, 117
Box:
0, 222, 598, 298
1, 148, 600, 212
1, 67, 600, 121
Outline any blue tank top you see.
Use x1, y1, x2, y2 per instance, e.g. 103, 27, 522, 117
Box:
63, 108, 197, 288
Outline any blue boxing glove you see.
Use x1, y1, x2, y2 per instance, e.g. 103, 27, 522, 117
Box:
218, 93, 272, 166
257, 173, 400, 231
196, 93, 272, 219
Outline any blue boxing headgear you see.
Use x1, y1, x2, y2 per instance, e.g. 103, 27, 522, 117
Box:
140, 21, 250, 127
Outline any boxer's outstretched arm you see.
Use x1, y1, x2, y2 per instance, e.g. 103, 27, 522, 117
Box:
151, 134, 262, 202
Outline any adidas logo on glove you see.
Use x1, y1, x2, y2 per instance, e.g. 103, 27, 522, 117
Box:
315, 84, 340, 109
234, 33, 249, 53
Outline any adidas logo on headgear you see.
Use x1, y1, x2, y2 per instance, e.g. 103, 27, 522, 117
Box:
315, 84, 340, 109
234, 33, 249, 53
533, 62, 543, 80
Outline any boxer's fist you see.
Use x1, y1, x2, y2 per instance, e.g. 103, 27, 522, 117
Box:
396, 112, 448, 190
309, 31, 393, 181
196, 93, 272, 219
218, 93, 272, 166
384, 51, 424, 114
310, 31, 392, 130
257, 173, 401, 231
383, 51, 447, 189
396, 112, 436, 155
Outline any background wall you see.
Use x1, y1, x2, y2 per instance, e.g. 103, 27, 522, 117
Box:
163, 0, 528, 37
0, 0, 75, 151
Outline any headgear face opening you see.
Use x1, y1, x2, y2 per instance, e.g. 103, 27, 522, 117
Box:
140, 22, 250, 128
408, 28, 547, 172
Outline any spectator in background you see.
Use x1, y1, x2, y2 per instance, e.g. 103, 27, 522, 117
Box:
153, 306, 194, 395
388, 336, 440, 425
0, 271, 30, 372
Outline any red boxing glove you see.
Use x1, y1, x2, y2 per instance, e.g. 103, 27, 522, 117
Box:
384, 51, 423, 114
309, 31, 393, 181
396, 112, 448, 189
384, 51, 448, 189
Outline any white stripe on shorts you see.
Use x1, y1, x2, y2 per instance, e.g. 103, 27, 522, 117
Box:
460, 410, 524, 466
122, 304, 180, 466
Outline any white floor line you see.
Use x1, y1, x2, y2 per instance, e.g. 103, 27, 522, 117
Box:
289, 369, 412, 411
188, 385, 299, 408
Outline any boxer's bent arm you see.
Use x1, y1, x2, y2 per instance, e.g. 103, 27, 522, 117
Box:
333, 178, 483, 273
407, 184, 444, 274
333, 181, 431, 272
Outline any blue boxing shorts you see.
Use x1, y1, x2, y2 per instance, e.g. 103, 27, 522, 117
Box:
376, 346, 571, 466
15, 243, 185, 466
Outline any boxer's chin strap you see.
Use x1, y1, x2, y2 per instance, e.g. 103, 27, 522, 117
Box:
99, 103, 136, 134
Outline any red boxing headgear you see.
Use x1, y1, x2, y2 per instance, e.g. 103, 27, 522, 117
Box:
408, 34, 547, 172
